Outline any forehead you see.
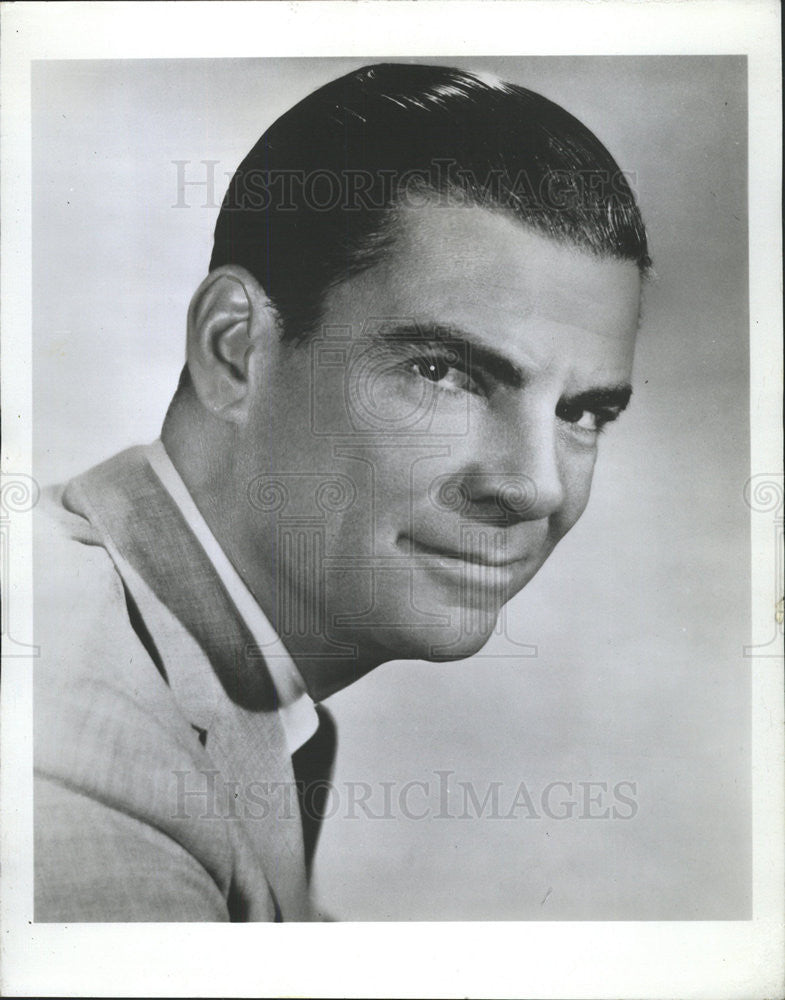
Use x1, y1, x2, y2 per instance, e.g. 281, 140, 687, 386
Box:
323, 204, 642, 380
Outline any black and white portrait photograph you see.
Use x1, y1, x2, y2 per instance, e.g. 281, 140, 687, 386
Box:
1, 2, 782, 998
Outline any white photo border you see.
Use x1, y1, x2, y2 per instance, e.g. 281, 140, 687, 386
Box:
1, 2, 782, 997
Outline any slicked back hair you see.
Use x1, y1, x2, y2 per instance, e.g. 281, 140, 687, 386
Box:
210, 62, 650, 342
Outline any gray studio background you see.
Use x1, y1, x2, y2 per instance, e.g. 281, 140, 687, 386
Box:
32, 56, 750, 920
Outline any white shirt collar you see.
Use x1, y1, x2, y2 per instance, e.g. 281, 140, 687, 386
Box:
144, 439, 319, 754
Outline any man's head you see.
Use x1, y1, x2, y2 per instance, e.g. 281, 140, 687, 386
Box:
209, 62, 649, 341
163, 63, 647, 699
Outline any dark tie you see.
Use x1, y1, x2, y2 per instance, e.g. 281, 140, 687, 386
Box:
291, 704, 337, 878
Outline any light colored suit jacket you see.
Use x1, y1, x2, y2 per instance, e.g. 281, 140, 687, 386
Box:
34, 447, 315, 921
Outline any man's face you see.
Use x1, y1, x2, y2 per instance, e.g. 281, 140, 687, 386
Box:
237, 204, 641, 675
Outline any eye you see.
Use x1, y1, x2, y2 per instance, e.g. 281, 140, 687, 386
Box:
556, 401, 619, 436
572, 410, 601, 432
407, 349, 479, 395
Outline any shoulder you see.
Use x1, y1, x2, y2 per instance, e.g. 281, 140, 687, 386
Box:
35, 478, 178, 703
35, 482, 132, 668
33, 481, 236, 902
34, 475, 204, 774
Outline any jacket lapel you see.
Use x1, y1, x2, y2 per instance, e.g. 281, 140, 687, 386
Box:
65, 446, 310, 920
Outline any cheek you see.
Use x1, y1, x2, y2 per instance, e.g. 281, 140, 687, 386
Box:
322, 436, 466, 562
555, 448, 597, 533
354, 437, 460, 502
318, 444, 416, 560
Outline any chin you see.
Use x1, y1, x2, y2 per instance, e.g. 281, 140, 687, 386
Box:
373, 616, 500, 664
425, 627, 497, 662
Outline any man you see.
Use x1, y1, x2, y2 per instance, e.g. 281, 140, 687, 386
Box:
34, 62, 648, 921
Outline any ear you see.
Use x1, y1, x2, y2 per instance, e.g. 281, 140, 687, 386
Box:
185, 265, 276, 422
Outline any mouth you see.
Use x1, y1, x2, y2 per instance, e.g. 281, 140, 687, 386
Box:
400, 535, 528, 569
398, 534, 530, 598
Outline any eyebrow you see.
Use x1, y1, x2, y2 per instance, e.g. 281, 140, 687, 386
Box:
372, 320, 633, 410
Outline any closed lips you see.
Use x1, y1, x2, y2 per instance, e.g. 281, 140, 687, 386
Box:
400, 535, 526, 567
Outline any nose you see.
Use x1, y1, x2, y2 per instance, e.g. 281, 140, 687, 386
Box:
462, 405, 566, 524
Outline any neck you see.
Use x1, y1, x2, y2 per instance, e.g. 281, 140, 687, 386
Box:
160, 394, 384, 700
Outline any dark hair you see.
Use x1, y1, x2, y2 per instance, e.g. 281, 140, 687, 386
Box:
210, 62, 650, 341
